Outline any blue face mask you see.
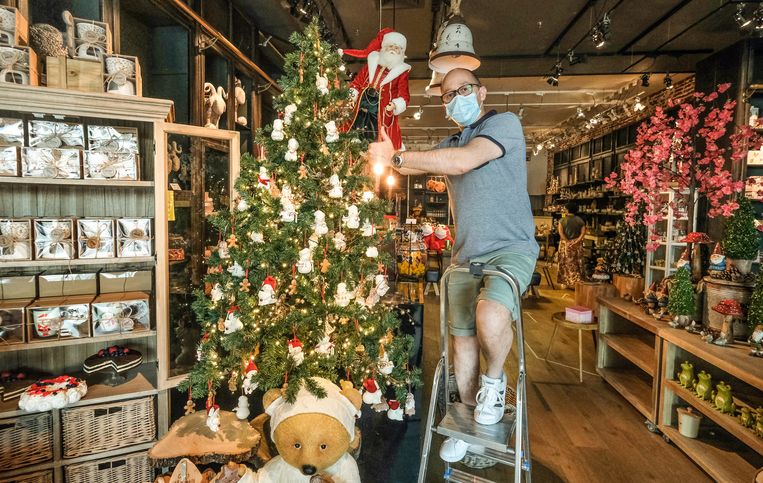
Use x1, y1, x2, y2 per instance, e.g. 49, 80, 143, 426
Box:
445, 92, 481, 126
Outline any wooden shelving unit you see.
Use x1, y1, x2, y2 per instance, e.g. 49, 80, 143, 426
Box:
0, 256, 154, 269
597, 297, 666, 427
0, 329, 156, 353
645, 190, 694, 288
0, 178, 154, 188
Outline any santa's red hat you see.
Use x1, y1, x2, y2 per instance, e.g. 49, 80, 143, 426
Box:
343, 28, 406, 58
288, 336, 303, 349
262, 276, 277, 290
388, 399, 400, 410
245, 359, 258, 374
363, 377, 379, 393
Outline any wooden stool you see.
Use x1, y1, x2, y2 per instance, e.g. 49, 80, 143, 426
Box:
397, 280, 425, 303
546, 311, 599, 383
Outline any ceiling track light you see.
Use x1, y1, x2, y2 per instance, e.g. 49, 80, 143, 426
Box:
640, 73, 651, 87
634, 96, 645, 112
547, 63, 562, 86
754, 5, 763, 30
664, 73, 673, 90
736, 3, 753, 29
591, 13, 611, 49
568, 50, 586, 66
576, 107, 586, 119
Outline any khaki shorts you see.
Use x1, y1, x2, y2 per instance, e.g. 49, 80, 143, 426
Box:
447, 249, 536, 337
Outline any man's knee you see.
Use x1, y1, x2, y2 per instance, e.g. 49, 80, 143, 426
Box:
477, 299, 512, 324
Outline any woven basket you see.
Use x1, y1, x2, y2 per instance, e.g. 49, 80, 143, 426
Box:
65, 451, 152, 483
0, 413, 53, 471
62, 396, 155, 458
0, 470, 53, 483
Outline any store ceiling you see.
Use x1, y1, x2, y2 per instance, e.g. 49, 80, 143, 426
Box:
237, 0, 744, 144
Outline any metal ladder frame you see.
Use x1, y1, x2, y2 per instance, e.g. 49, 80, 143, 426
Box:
417, 262, 532, 483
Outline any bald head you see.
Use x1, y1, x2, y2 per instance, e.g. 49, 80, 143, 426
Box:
441, 68, 481, 95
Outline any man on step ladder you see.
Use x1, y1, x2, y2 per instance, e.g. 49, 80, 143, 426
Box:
369, 67, 539, 465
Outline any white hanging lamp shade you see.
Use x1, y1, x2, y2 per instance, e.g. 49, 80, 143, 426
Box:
425, 70, 445, 97
428, 15, 480, 73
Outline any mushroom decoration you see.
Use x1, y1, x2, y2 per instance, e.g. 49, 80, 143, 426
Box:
706, 299, 744, 346
679, 232, 713, 282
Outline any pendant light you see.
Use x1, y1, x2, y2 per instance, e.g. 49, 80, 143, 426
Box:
428, 0, 480, 73
425, 70, 445, 97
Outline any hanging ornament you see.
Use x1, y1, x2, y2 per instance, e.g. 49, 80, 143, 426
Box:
298, 164, 308, 179
320, 257, 331, 273
325, 120, 339, 142
258, 276, 278, 306
270, 179, 281, 198
207, 264, 223, 274
240, 277, 251, 293
361, 220, 376, 237
314, 210, 329, 236
299, 52, 304, 83
250, 231, 264, 244
217, 240, 230, 259
280, 184, 297, 223
366, 246, 379, 258
387, 399, 404, 421
234, 395, 250, 420
285, 138, 299, 162
236, 198, 249, 211
271, 119, 285, 141
405, 391, 416, 416
308, 233, 320, 252
343, 205, 360, 229
375, 274, 390, 297
355, 343, 365, 354
206, 404, 221, 432
289, 265, 298, 294
288, 336, 304, 366
228, 371, 239, 392
184, 387, 195, 415
217, 317, 225, 331
377, 343, 394, 375
227, 261, 245, 278
362, 377, 382, 405
315, 73, 330, 95
210, 283, 224, 302
314, 319, 335, 356
362, 190, 374, 203
257, 166, 271, 189
224, 307, 243, 334
227, 233, 238, 249
333, 231, 346, 251
297, 247, 314, 274
334, 282, 353, 307
243, 358, 259, 395
320, 143, 330, 155
284, 103, 297, 125
328, 173, 343, 198
334, 72, 340, 90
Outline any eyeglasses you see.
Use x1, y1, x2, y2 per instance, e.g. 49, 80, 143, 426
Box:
441, 83, 480, 104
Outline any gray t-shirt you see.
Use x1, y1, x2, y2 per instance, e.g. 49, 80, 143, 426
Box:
436, 110, 539, 264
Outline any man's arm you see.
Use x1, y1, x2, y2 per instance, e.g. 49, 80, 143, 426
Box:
369, 128, 502, 176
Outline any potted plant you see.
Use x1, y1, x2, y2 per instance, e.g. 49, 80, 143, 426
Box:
668, 266, 695, 327
607, 220, 646, 300
723, 195, 760, 275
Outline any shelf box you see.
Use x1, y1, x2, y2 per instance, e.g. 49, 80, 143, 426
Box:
91, 291, 150, 336
0, 6, 29, 46
26, 295, 93, 342
99, 269, 152, 293
46, 56, 103, 93
0, 298, 32, 346
0, 273, 35, 299
38, 272, 97, 297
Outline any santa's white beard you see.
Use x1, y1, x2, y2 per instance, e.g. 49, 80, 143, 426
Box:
379, 49, 404, 69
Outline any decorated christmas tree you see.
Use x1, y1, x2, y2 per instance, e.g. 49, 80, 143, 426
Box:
748, 270, 763, 329
181, 21, 420, 406
607, 220, 646, 276
668, 266, 695, 318
723, 195, 760, 261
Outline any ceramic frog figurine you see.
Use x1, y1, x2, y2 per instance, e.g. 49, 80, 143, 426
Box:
739, 407, 755, 428
711, 382, 735, 414
693, 371, 713, 401
677, 361, 694, 389
755, 408, 763, 438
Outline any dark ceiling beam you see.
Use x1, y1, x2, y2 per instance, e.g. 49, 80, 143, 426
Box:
618, 0, 695, 54
622, 1, 732, 72
322, 0, 353, 49
400, 48, 712, 63
543, 0, 598, 56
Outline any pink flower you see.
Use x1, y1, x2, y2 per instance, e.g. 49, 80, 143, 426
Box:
717, 83, 731, 93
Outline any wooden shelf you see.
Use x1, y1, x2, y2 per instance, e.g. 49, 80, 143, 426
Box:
660, 327, 763, 389
598, 297, 667, 334
0, 256, 154, 268
0, 329, 156, 353
603, 333, 655, 376
0, 365, 157, 419
598, 367, 653, 419
649, 265, 666, 271
660, 425, 758, 483
665, 379, 763, 456
0, 177, 153, 188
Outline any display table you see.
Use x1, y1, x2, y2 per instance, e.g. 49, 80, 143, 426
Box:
547, 312, 599, 383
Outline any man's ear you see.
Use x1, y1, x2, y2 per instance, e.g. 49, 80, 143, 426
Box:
478, 85, 488, 103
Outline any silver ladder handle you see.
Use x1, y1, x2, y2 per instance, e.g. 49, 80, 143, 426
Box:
417, 356, 445, 483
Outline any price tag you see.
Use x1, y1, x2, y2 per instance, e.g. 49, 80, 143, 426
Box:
169, 182, 181, 191
405, 218, 417, 225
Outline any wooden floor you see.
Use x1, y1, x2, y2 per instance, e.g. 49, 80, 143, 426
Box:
418, 278, 711, 483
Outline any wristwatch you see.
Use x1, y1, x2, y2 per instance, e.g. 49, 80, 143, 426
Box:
392, 151, 404, 168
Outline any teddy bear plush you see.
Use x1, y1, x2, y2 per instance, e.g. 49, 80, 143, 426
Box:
252, 377, 362, 483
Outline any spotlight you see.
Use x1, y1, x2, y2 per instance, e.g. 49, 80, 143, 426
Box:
591, 14, 611, 49
568, 50, 586, 66
634, 96, 645, 112
664, 73, 673, 90
590, 117, 599, 126
536, 143, 544, 152
736, 4, 752, 28
640, 73, 650, 87
373, 163, 384, 176
413, 107, 423, 120
576, 107, 586, 119
297, 0, 309, 15
755, 5, 763, 30
386, 174, 396, 187
547, 63, 562, 86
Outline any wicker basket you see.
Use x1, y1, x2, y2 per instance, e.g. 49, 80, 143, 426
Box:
65, 451, 152, 483
0, 413, 53, 471
0, 470, 54, 483
62, 396, 156, 458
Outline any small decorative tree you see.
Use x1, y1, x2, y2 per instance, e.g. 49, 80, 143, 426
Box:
608, 220, 646, 276
607, 83, 762, 251
747, 270, 763, 330
723, 195, 760, 264
668, 266, 695, 326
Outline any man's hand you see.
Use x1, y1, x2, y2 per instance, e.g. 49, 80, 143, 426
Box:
368, 127, 395, 169
385, 102, 394, 112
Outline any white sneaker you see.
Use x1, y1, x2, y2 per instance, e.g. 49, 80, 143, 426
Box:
474, 373, 506, 426
439, 438, 485, 463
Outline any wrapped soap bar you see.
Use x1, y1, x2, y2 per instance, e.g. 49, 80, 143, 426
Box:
34, 218, 75, 260
91, 292, 150, 336
0, 146, 18, 176
0, 118, 24, 145
77, 218, 114, 259
0, 298, 31, 346
87, 125, 139, 153
116, 218, 152, 257
0, 219, 32, 261
22, 147, 81, 179
28, 121, 84, 148
27, 296, 92, 341
84, 152, 138, 180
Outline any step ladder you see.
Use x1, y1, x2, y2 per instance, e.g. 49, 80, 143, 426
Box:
417, 262, 532, 483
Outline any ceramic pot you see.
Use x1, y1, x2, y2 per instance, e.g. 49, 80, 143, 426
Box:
76, 43, 103, 60
76, 22, 105, 40
105, 56, 135, 76
0, 68, 27, 84
730, 258, 754, 275
106, 79, 135, 95
677, 407, 701, 438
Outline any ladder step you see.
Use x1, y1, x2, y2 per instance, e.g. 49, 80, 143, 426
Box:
436, 402, 516, 453
467, 446, 516, 467
444, 467, 497, 483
